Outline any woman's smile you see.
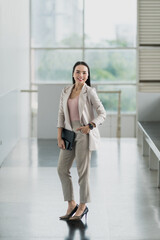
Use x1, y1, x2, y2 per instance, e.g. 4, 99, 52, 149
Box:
77, 77, 83, 81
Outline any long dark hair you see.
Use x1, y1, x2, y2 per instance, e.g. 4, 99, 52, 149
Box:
72, 61, 91, 86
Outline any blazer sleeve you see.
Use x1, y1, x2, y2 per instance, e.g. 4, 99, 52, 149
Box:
89, 87, 106, 126
57, 88, 65, 128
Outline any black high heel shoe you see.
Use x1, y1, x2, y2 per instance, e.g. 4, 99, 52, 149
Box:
68, 206, 89, 221
59, 204, 79, 220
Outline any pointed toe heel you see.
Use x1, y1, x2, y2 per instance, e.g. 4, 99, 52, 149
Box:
69, 206, 89, 221
59, 204, 78, 220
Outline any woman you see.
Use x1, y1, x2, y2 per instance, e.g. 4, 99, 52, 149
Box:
57, 61, 106, 221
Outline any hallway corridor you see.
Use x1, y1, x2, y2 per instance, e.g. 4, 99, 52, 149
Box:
0, 138, 160, 240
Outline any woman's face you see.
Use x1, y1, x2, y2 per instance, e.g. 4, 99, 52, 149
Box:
73, 65, 89, 85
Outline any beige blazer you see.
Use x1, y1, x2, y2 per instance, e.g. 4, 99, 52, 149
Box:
57, 83, 106, 151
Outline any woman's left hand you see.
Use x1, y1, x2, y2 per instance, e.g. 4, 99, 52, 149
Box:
76, 125, 90, 134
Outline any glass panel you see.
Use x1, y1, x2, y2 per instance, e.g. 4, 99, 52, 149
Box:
85, 0, 136, 47
31, 0, 83, 47
32, 50, 82, 83
97, 85, 136, 113
85, 50, 136, 82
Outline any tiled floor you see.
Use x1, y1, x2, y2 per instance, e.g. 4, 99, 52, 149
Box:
0, 138, 160, 239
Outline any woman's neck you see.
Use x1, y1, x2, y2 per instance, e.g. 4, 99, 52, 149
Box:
74, 83, 84, 91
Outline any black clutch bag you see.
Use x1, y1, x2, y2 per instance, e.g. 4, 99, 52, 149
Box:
62, 128, 76, 150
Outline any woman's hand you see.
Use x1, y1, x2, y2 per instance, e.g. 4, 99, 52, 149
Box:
76, 125, 90, 134
58, 138, 65, 149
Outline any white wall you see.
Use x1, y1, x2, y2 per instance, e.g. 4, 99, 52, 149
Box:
0, 0, 30, 166
137, 92, 160, 121
99, 113, 136, 138
37, 84, 136, 139
37, 84, 63, 139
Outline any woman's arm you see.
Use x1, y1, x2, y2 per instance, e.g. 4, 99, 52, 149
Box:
57, 89, 65, 128
57, 89, 65, 149
89, 88, 106, 126
57, 127, 65, 149
76, 88, 106, 134
57, 127, 63, 140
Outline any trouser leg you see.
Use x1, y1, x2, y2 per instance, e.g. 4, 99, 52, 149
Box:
57, 147, 75, 201
75, 132, 91, 203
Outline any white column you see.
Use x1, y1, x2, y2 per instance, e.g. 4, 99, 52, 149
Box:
149, 148, 158, 170
142, 135, 149, 156
137, 127, 143, 146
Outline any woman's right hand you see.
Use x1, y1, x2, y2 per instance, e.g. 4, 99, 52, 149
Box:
57, 138, 65, 150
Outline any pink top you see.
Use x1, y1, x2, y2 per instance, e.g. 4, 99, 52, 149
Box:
68, 95, 80, 122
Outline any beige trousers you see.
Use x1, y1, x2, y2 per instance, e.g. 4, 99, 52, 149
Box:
57, 121, 91, 203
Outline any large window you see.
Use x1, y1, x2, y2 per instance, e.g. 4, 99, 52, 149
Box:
31, 0, 137, 112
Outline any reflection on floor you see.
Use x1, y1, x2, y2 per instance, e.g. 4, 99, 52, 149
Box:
0, 138, 160, 240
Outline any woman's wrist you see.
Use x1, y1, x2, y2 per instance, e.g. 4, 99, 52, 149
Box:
87, 122, 96, 130
91, 122, 96, 127
88, 123, 94, 130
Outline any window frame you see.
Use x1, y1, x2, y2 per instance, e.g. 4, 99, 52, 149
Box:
29, 0, 137, 113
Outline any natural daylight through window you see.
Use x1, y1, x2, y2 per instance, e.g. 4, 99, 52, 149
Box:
31, 0, 137, 112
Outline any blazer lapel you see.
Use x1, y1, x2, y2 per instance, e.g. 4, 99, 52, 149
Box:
79, 84, 87, 122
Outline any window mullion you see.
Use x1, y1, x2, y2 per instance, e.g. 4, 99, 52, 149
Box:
82, 0, 85, 60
